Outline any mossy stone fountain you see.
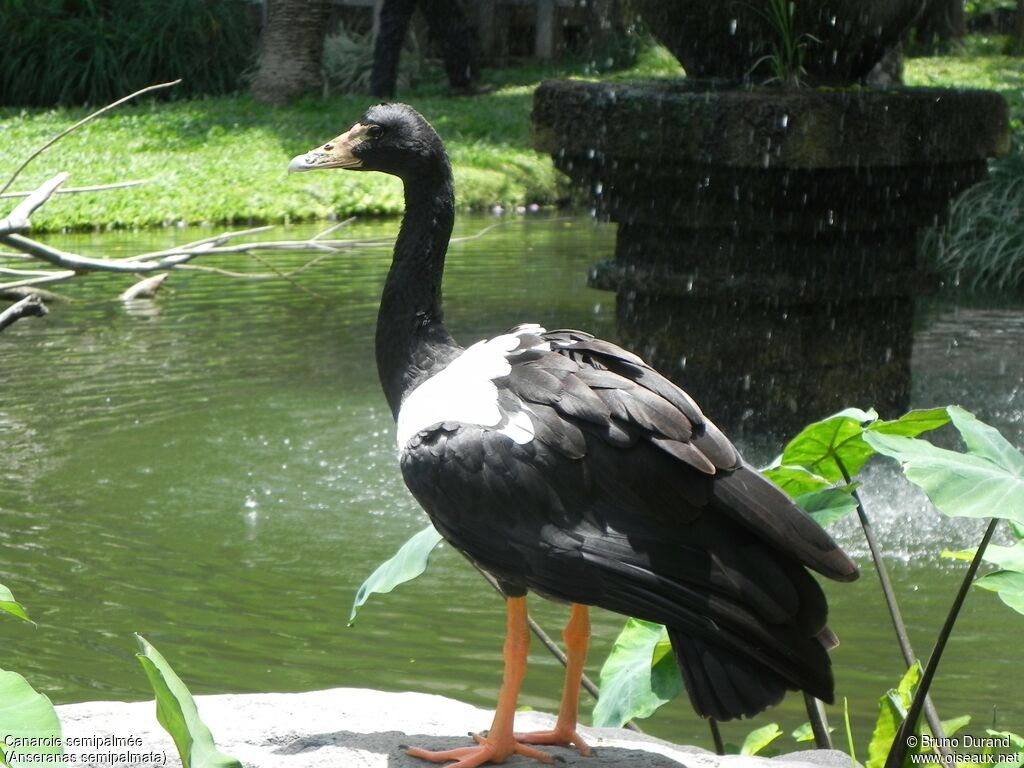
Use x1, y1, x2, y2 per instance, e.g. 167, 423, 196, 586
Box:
532, 2, 1009, 434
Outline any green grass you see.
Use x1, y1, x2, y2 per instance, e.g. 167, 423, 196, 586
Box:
0, 47, 681, 233
4, 40, 1022, 234
0, 93, 552, 231
906, 37, 1024, 289
905, 37, 1024, 126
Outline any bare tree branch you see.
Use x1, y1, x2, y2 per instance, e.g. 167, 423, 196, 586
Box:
0, 173, 69, 234
0, 179, 147, 200
0, 294, 48, 332
0, 80, 180, 196
120, 273, 169, 300
0, 81, 504, 309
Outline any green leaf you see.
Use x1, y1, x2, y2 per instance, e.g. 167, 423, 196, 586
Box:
843, 696, 858, 765
938, 715, 971, 738
135, 634, 242, 768
941, 549, 975, 563
871, 408, 953, 439
792, 722, 815, 743
0, 669, 63, 767
781, 407, 950, 483
740, 723, 783, 755
864, 431, 1024, 525
348, 525, 444, 625
981, 543, 1024, 572
792, 721, 835, 743
593, 619, 673, 727
0, 584, 32, 625
986, 731, 1024, 768
948, 406, 1024, 474
794, 487, 859, 527
781, 408, 879, 483
866, 662, 923, 768
761, 465, 831, 496
975, 570, 1024, 614
975, 540, 1024, 614
649, 632, 682, 702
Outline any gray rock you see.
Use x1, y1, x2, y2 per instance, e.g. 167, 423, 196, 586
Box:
55, 688, 854, 768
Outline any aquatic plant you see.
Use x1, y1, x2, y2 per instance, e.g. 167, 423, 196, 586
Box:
593, 405, 1024, 763
0, 609, 241, 768
746, 0, 818, 87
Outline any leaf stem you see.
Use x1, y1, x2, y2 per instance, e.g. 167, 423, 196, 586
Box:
885, 517, 999, 768
708, 717, 724, 755
803, 693, 833, 749
835, 456, 949, 757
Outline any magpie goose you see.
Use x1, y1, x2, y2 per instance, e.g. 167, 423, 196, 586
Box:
289, 103, 858, 768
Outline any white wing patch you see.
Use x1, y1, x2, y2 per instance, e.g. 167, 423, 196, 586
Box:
396, 325, 546, 451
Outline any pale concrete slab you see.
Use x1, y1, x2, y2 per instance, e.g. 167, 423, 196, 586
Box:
53, 688, 856, 768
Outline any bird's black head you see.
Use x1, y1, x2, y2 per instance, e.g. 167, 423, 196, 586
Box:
288, 103, 447, 181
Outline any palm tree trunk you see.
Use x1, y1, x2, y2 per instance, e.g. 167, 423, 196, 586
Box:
252, 0, 331, 105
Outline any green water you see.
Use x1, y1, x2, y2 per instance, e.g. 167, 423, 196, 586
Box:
1, 215, 1021, 749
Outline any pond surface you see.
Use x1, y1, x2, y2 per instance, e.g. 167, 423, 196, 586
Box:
1, 215, 1022, 749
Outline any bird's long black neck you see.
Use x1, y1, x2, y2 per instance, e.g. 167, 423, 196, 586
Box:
376, 166, 460, 419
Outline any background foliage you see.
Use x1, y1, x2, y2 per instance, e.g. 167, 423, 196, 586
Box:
0, 0, 255, 106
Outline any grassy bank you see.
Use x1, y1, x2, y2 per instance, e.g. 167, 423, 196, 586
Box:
1, 93, 556, 232
905, 36, 1024, 126
0, 48, 681, 233
1, 40, 1019, 233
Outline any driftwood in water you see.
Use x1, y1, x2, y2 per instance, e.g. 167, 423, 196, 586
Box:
0, 294, 47, 331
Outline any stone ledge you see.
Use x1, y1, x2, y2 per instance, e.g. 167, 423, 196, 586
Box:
55, 687, 857, 768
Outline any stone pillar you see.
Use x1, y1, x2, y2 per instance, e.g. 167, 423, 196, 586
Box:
533, 80, 1008, 435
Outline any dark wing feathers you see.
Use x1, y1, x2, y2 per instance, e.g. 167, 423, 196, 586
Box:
399, 326, 858, 721
711, 462, 860, 582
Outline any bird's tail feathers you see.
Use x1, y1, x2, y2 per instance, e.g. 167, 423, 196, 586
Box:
668, 628, 834, 721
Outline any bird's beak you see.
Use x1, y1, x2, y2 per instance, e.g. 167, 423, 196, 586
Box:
288, 124, 365, 173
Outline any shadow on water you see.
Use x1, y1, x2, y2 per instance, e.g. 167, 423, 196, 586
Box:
2, 216, 1023, 749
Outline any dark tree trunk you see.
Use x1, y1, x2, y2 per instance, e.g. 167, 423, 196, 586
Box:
1016, 0, 1024, 42
251, 0, 331, 105
914, 0, 966, 46
584, 0, 633, 68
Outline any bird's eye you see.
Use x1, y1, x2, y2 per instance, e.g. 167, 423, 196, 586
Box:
366, 125, 384, 140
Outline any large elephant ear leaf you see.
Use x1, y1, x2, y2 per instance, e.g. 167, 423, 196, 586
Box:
0, 584, 32, 625
779, 407, 949, 483
780, 408, 879, 482
946, 406, 1024, 474
593, 619, 677, 728
0, 670, 63, 767
864, 410, 1024, 526
135, 634, 242, 768
349, 524, 444, 624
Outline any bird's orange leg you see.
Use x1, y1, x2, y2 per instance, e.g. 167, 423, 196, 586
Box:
515, 603, 594, 756
405, 596, 554, 767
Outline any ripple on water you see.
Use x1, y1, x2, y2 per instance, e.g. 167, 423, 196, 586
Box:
1, 219, 1022, 746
